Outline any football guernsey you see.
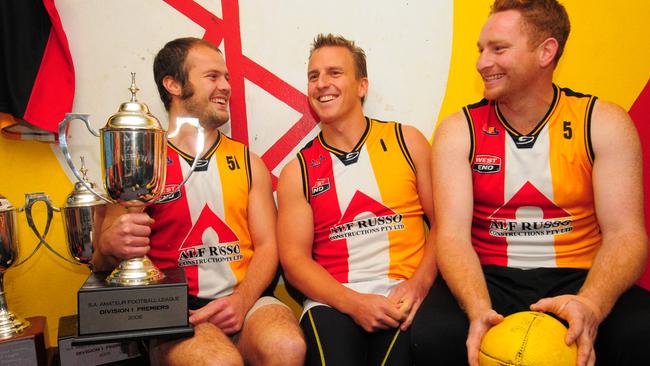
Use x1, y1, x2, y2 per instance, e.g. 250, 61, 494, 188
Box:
298, 118, 427, 287
147, 132, 253, 299
465, 84, 600, 269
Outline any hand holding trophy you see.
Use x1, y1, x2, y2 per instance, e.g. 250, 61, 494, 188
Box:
58, 74, 202, 342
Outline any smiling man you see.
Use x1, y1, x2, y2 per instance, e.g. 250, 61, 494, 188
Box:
277, 33, 436, 365
94, 37, 305, 366
421, 1, 650, 365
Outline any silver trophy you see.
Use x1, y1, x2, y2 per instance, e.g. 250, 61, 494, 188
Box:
59, 73, 203, 286
61, 158, 107, 268
0, 194, 29, 339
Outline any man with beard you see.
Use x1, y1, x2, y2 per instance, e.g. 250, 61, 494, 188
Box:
94, 37, 305, 366
415, 1, 650, 365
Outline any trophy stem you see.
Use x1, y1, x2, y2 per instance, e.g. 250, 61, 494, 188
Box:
105, 255, 165, 286
0, 273, 29, 339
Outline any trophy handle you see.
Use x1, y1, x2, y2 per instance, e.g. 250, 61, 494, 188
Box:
15, 193, 79, 266
58, 114, 111, 204
168, 117, 206, 193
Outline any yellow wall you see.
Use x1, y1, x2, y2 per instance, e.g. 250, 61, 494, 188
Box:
0, 138, 87, 346
1, 0, 648, 347
437, 0, 650, 131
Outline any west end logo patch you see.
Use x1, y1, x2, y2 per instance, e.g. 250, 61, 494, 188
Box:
311, 177, 330, 196
156, 184, 181, 203
473, 155, 502, 174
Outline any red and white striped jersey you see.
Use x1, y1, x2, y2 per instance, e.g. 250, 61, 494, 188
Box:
147, 132, 253, 298
299, 118, 427, 286
465, 85, 601, 269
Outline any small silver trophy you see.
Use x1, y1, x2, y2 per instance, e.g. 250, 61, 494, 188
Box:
0, 194, 29, 339
59, 73, 203, 286
61, 158, 107, 267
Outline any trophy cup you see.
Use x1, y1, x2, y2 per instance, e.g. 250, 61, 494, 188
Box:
55, 167, 146, 364
60, 158, 107, 268
58, 74, 200, 342
0, 194, 47, 365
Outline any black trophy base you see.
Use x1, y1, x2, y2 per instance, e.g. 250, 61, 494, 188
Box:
57, 314, 168, 364
77, 267, 192, 339
0, 316, 47, 366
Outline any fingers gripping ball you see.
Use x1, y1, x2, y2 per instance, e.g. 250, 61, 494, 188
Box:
479, 311, 577, 366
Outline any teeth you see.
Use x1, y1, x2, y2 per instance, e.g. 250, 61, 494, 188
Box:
318, 95, 336, 102
211, 97, 227, 105
484, 74, 504, 81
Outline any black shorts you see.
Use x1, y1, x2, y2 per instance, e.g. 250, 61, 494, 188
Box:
410, 265, 650, 365
301, 305, 412, 366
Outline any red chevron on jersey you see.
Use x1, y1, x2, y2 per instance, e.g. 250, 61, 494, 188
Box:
329, 190, 405, 241
179, 204, 240, 249
488, 181, 573, 238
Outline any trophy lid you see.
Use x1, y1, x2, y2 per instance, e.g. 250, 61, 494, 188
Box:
64, 158, 108, 208
0, 194, 15, 213
105, 73, 163, 130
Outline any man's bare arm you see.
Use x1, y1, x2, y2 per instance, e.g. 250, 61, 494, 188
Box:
433, 112, 502, 366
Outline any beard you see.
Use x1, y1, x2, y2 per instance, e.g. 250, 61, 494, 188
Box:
180, 83, 229, 130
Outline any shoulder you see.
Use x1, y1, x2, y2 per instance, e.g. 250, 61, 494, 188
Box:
278, 157, 302, 183
247, 151, 272, 189
434, 110, 470, 140
399, 124, 430, 156
220, 133, 248, 151
277, 157, 306, 201
590, 99, 640, 154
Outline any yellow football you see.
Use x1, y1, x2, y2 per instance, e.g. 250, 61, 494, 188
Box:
479, 311, 577, 366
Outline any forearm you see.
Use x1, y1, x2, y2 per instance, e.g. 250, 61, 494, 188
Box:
284, 256, 359, 314
579, 232, 648, 317
233, 244, 278, 310
437, 236, 491, 319
409, 230, 437, 289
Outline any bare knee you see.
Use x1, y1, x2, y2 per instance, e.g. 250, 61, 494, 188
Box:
270, 333, 306, 366
151, 323, 244, 366
239, 305, 306, 366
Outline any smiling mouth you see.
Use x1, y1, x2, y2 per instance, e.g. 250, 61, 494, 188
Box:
211, 96, 228, 105
483, 73, 504, 82
317, 95, 337, 103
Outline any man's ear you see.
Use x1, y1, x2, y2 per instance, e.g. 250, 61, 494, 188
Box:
538, 37, 559, 68
358, 77, 369, 99
163, 75, 182, 97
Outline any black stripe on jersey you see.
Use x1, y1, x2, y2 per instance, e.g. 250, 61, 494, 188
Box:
297, 152, 310, 202
380, 139, 387, 151
395, 123, 416, 173
585, 96, 598, 164
466, 98, 489, 110
244, 146, 252, 191
170, 131, 223, 171
495, 84, 559, 149
561, 87, 593, 99
462, 106, 476, 163
317, 117, 371, 165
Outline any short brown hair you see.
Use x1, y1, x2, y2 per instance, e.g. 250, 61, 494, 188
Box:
310, 33, 367, 80
153, 37, 221, 111
490, 0, 570, 64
